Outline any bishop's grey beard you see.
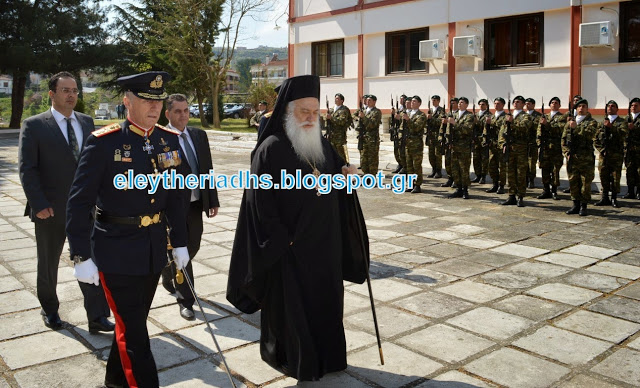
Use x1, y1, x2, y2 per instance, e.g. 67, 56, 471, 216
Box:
283, 108, 326, 166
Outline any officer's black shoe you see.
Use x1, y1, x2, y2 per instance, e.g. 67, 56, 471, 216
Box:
43, 312, 63, 329
612, 194, 620, 208
563, 188, 571, 193
537, 190, 552, 199
579, 202, 588, 216
566, 200, 580, 214
89, 317, 115, 334
180, 306, 195, 321
411, 186, 422, 194
434, 172, 443, 179
448, 188, 463, 198
595, 193, 611, 206
517, 196, 525, 207
496, 185, 505, 194
623, 186, 635, 199
471, 176, 481, 183
551, 186, 559, 200
162, 276, 176, 294
486, 184, 498, 193
462, 187, 470, 199
441, 178, 453, 187
479, 175, 486, 184
501, 195, 517, 205
427, 172, 436, 178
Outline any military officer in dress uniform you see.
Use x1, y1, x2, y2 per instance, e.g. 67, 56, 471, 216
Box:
66, 71, 190, 388
325, 93, 353, 162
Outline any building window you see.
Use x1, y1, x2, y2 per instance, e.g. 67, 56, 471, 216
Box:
312, 40, 344, 77
621, 1, 640, 62
485, 13, 543, 69
386, 28, 428, 74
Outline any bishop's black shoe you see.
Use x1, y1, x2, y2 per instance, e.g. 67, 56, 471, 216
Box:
43, 312, 62, 330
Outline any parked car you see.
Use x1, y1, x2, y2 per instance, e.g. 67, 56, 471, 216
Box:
189, 104, 199, 117
223, 103, 253, 119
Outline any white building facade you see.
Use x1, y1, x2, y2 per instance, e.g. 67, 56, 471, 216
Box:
287, 0, 640, 115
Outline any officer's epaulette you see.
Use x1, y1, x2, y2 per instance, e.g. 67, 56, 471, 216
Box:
92, 123, 121, 138
156, 124, 180, 135
263, 111, 273, 118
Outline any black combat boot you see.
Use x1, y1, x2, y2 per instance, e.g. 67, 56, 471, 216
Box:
623, 186, 635, 199
537, 184, 552, 199
486, 183, 498, 193
563, 187, 571, 193
471, 175, 481, 183
434, 171, 443, 179
551, 185, 559, 200
496, 185, 505, 194
479, 175, 486, 184
441, 177, 453, 187
579, 202, 588, 216
411, 186, 422, 194
566, 200, 580, 214
462, 187, 470, 199
527, 178, 535, 189
448, 187, 463, 198
611, 193, 620, 208
393, 165, 403, 173
451, 182, 457, 189
595, 192, 611, 206
517, 196, 525, 207
398, 167, 407, 174
501, 195, 517, 205
427, 171, 436, 178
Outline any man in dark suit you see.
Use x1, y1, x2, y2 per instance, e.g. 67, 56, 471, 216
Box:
161, 93, 220, 320
18, 72, 114, 332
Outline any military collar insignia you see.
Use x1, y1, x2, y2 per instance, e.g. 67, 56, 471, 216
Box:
129, 122, 155, 138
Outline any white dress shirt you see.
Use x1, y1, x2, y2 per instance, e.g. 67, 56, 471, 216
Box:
51, 107, 83, 148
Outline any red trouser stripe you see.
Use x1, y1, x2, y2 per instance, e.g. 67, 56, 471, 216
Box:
100, 272, 138, 388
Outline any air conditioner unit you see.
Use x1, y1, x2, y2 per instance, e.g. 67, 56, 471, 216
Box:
579, 21, 613, 47
453, 35, 481, 57
419, 39, 444, 61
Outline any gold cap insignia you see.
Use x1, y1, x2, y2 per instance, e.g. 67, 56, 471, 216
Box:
150, 75, 163, 89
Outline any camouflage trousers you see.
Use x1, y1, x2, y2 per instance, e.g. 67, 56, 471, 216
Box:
426, 132, 442, 173
405, 139, 424, 186
539, 149, 563, 187
330, 139, 347, 163
360, 138, 380, 175
472, 142, 489, 177
451, 147, 472, 187
506, 144, 528, 196
527, 143, 538, 181
599, 154, 624, 194
444, 147, 452, 177
568, 155, 595, 202
488, 145, 506, 186
625, 150, 640, 187
394, 141, 406, 167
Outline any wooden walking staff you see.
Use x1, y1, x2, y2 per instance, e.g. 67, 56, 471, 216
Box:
342, 144, 385, 365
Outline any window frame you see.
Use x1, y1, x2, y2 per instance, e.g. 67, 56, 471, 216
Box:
620, 1, 640, 63
311, 39, 345, 78
385, 27, 430, 75
484, 12, 544, 70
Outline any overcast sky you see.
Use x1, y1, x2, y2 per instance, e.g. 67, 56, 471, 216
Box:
106, 0, 289, 49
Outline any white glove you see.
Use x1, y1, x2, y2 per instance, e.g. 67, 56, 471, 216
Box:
172, 247, 190, 270
74, 259, 100, 286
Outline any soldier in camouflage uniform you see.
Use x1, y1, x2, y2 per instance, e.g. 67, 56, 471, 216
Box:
358, 95, 382, 174
447, 97, 475, 199
472, 99, 491, 184
353, 95, 368, 164
499, 95, 534, 207
485, 97, 508, 194
398, 96, 427, 193
325, 93, 352, 162
250, 101, 268, 129
562, 98, 598, 216
426, 95, 445, 178
595, 100, 628, 207
391, 95, 409, 173
537, 97, 566, 200
439, 98, 459, 187
624, 97, 640, 199
526, 98, 543, 188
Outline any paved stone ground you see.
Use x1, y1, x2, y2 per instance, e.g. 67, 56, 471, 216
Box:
0, 129, 639, 388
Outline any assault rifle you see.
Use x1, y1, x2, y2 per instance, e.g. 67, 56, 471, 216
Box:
503, 94, 512, 163
472, 100, 477, 148
439, 100, 447, 154
566, 98, 575, 172
324, 95, 332, 140
389, 95, 397, 141
626, 98, 633, 165
399, 99, 407, 156
356, 99, 365, 151
425, 97, 431, 145
538, 97, 546, 165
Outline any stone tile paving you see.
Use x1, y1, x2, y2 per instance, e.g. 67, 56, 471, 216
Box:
0, 133, 639, 387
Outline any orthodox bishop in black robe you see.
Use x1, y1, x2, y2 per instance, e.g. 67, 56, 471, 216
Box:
227, 75, 369, 381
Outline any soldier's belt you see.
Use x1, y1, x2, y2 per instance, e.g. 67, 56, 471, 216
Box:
95, 208, 165, 228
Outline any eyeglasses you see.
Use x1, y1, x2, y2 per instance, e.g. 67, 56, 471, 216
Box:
57, 88, 80, 95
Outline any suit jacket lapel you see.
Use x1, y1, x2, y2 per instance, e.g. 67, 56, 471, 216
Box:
44, 110, 76, 162
186, 127, 200, 165
77, 113, 93, 150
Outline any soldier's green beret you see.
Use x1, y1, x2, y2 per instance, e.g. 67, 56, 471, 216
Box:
549, 97, 561, 105
450, 97, 459, 103
525, 97, 536, 104
478, 98, 488, 104
412, 95, 422, 103
369, 95, 377, 101
458, 97, 469, 104
513, 95, 525, 103
362, 94, 370, 99
606, 100, 618, 108
400, 94, 408, 99
494, 97, 506, 104
631, 97, 640, 104
575, 98, 588, 107
431, 95, 441, 101
335, 93, 344, 100
573, 94, 583, 100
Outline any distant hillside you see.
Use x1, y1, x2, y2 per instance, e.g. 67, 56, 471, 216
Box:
215, 46, 288, 68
